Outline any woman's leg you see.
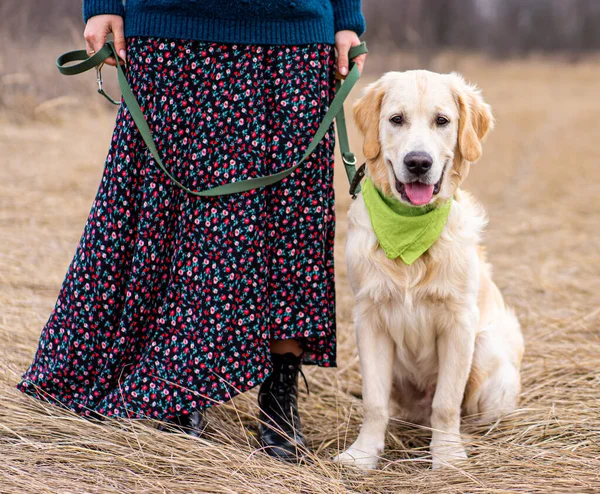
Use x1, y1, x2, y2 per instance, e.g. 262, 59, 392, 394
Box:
259, 340, 308, 462
256, 42, 337, 462
270, 339, 302, 356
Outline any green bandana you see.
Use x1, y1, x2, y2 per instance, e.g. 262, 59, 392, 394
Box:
361, 178, 452, 265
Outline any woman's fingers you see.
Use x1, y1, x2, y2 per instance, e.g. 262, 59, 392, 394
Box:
111, 17, 127, 64
334, 30, 367, 78
83, 15, 126, 67
84, 30, 104, 56
353, 53, 367, 75
336, 39, 352, 77
336, 44, 367, 78
85, 38, 97, 57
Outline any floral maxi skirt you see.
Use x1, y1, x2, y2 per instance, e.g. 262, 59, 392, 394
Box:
18, 38, 337, 420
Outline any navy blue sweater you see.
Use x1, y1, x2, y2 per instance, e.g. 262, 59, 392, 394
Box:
83, 0, 365, 46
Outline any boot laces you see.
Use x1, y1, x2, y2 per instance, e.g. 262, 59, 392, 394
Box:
268, 361, 310, 416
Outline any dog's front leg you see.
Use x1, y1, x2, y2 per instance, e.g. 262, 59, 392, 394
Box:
334, 313, 395, 470
430, 313, 476, 470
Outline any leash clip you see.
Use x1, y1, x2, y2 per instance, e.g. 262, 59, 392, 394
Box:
94, 62, 121, 105
96, 62, 105, 95
350, 162, 366, 199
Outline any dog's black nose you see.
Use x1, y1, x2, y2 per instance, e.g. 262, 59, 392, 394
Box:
404, 152, 433, 176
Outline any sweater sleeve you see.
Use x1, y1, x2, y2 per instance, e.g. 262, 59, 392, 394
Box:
331, 0, 366, 36
83, 0, 125, 22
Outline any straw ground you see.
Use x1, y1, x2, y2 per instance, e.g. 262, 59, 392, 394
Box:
1, 52, 599, 493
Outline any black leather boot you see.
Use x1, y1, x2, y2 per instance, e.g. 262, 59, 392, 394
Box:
258, 352, 309, 462
157, 410, 206, 438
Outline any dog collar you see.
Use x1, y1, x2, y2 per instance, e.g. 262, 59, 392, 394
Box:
361, 178, 452, 265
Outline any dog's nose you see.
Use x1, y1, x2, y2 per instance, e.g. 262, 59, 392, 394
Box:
404, 152, 433, 176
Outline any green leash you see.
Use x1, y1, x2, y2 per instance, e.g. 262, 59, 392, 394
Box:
56, 41, 367, 197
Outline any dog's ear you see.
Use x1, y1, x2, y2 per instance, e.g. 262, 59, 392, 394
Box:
353, 79, 386, 160
451, 74, 494, 163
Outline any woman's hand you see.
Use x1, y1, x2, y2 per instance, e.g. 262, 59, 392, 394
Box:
335, 30, 367, 78
84, 15, 126, 66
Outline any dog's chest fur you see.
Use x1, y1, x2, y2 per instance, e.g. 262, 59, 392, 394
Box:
346, 189, 487, 389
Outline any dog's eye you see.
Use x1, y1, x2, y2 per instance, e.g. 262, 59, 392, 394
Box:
390, 115, 404, 126
436, 116, 450, 126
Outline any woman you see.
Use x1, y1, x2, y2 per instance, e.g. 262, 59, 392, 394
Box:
18, 0, 366, 462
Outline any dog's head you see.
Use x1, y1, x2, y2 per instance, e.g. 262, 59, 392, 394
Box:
353, 71, 494, 206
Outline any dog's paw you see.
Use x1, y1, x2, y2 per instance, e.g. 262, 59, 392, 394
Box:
431, 445, 468, 470
333, 447, 380, 470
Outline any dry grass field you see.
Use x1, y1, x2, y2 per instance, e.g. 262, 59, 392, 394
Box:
1, 53, 600, 493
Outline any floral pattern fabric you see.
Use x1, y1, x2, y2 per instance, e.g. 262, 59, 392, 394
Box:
18, 37, 337, 420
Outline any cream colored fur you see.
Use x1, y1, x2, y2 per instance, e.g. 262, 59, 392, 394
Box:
334, 71, 524, 470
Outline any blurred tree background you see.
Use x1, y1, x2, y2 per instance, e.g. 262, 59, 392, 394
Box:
2, 0, 600, 55
364, 0, 600, 56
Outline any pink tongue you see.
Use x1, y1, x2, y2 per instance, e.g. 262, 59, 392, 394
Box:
404, 182, 434, 205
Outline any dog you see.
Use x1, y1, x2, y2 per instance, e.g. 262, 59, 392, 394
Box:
333, 71, 524, 470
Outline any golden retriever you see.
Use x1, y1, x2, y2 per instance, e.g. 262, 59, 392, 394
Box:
334, 71, 524, 470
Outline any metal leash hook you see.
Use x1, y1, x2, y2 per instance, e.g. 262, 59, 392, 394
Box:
349, 162, 366, 199
95, 62, 104, 94
95, 62, 121, 105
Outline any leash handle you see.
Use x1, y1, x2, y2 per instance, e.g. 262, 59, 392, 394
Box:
56, 41, 368, 197
57, 44, 122, 105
